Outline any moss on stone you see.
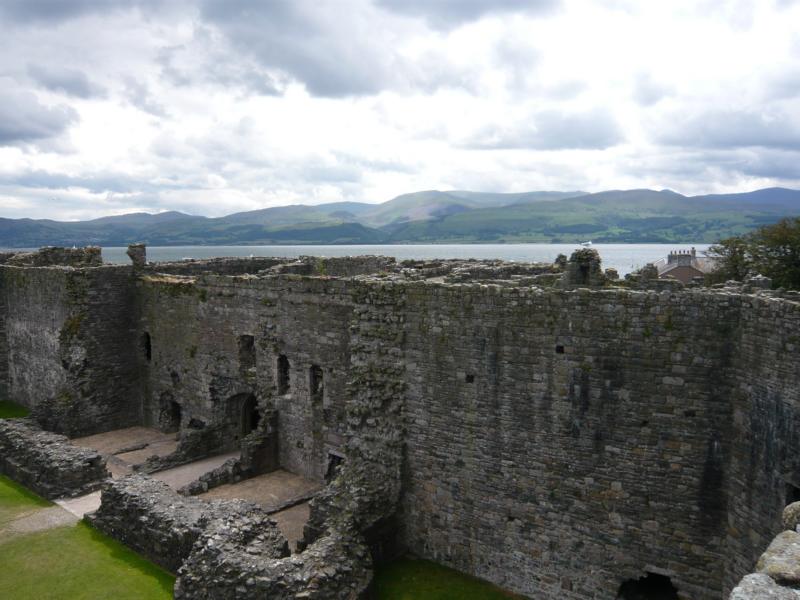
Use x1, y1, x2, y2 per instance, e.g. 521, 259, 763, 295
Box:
61, 314, 84, 340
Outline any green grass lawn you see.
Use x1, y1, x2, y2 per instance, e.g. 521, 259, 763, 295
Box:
0, 399, 30, 418
372, 558, 523, 600
0, 476, 174, 600
0, 476, 509, 599
0, 475, 51, 523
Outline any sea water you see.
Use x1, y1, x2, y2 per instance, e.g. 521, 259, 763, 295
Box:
98, 243, 710, 276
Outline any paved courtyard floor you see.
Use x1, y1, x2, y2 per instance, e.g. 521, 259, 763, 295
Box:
199, 469, 321, 550
72, 426, 179, 477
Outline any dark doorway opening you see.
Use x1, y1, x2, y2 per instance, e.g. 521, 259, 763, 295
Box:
617, 573, 679, 600
238, 335, 255, 371
166, 401, 181, 432
786, 482, 800, 505
277, 355, 290, 395
326, 452, 344, 483
158, 393, 181, 433
241, 394, 261, 437
142, 332, 152, 361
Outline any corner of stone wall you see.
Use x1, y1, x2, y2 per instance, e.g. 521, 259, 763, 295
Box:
27, 265, 143, 437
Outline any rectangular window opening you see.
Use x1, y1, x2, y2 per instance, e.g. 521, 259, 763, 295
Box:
238, 335, 256, 371
142, 332, 152, 362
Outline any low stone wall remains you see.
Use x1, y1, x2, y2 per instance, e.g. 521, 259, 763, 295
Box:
86, 475, 289, 574
0, 418, 108, 498
175, 519, 369, 599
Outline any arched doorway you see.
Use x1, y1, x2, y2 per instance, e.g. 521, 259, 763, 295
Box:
240, 394, 261, 437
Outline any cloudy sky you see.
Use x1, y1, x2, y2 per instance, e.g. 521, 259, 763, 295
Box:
1, 0, 799, 220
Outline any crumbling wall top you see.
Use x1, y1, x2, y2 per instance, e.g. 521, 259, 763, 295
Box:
561, 248, 607, 288
126, 243, 147, 269
0, 246, 102, 268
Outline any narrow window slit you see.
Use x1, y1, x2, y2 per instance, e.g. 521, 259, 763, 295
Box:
277, 354, 290, 395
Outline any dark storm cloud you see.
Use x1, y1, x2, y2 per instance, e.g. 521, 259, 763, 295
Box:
0, 86, 77, 145
196, 0, 486, 97
656, 109, 800, 151
198, 0, 391, 97
375, 0, 560, 28
27, 63, 104, 98
0, 0, 152, 24
0, 0, 178, 24
0, 0, 111, 23
465, 108, 624, 150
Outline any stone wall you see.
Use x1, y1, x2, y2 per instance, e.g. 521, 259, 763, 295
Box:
0, 418, 108, 498
138, 274, 357, 481
87, 475, 289, 573
1, 266, 71, 409
724, 294, 800, 594
148, 257, 287, 276
1, 246, 102, 268
0, 264, 143, 436
175, 518, 370, 600
4, 251, 800, 598
0, 272, 9, 400
176, 278, 406, 599
399, 285, 740, 599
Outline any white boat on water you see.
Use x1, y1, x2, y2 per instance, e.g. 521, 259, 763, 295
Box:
580, 241, 593, 247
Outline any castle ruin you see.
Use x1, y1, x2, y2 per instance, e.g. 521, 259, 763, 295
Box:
1, 246, 799, 599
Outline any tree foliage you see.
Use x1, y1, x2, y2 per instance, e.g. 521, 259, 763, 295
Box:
707, 217, 800, 289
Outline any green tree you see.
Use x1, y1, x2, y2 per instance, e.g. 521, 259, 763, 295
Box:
706, 235, 752, 283
752, 217, 800, 289
708, 217, 800, 289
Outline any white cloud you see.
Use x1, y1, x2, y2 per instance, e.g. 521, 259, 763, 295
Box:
0, 0, 799, 221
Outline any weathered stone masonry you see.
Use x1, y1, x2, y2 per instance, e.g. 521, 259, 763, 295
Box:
0, 418, 108, 499
0, 263, 142, 436
1, 248, 799, 598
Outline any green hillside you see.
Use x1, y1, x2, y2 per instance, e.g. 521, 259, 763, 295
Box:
1, 187, 799, 247
384, 189, 798, 243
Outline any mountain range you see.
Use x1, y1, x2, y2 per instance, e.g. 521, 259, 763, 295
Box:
2, 187, 799, 247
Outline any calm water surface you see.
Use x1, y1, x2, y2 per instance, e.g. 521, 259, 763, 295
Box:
99, 244, 710, 276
